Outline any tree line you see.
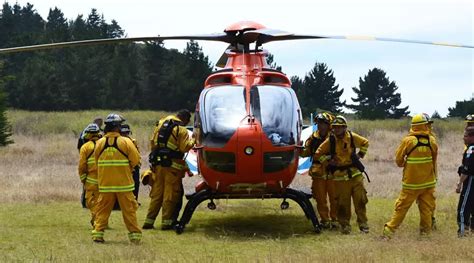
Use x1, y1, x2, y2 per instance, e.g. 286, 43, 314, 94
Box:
0, 3, 473, 146
0, 3, 212, 111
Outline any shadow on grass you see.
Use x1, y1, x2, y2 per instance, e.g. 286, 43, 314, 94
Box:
186, 213, 318, 240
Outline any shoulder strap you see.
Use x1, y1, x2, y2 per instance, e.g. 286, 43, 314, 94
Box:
309, 133, 324, 155
86, 141, 96, 160
329, 134, 336, 158
406, 134, 432, 157
98, 137, 128, 158
157, 119, 179, 149
113, 137, 129, 158
349, 131, 355, 153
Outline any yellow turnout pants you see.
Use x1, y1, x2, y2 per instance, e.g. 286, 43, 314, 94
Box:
145, 166, 183, 226
144, 168, 165, 225
85, 188, 99, 225
92, 191, 141, 241
384, 187, 435, 234
311, 177, 337, 223
334, 175, 368, 228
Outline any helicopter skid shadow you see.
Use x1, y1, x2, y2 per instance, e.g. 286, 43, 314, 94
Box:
187, 214, 316, 240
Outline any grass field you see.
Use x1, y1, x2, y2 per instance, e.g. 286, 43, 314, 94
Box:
0, 110, 472, 262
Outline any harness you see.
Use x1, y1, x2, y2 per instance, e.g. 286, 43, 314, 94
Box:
329, 131, 370, 182
149, 119, 185, 167
309, 134, 325, 157
98, 137, 128, 159
406, 134, 432, 156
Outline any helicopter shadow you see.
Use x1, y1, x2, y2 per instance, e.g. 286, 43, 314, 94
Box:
186, 213, 317, 240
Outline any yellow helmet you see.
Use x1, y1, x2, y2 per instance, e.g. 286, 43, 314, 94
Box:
314, 112, 334, 124
332, 115, 347, 126
411, 113, 429, 126
465, 114, 474, 123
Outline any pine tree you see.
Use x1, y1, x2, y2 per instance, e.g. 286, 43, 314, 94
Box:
349, 68, 409, 119
0, 62, 13, 146
448, 97, 474, 117
266, 53, 282, 71
300, 62, 345, 114
431, 111, 441, 119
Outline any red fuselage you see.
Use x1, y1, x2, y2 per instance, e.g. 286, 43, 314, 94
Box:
194, 51, 303, 194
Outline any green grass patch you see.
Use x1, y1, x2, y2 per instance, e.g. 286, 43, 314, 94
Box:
1, 197, 473, 262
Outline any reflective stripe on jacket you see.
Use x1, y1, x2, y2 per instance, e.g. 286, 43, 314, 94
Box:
395, 127, 438, 190
78, 140, 98, 191
94, 132, 141, 192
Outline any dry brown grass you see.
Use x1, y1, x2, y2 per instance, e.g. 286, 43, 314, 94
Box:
0, 117, 465, 202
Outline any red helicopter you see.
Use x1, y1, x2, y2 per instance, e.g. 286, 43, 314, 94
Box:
1, 21, 472, 234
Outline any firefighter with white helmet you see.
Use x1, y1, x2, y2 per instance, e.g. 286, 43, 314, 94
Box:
314, 115, 370, 234
91, 113, 142, 243
78, 123, 101, 227
382, 113, 438, 239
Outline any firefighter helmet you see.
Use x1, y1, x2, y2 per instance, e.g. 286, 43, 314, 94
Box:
104, 113, 125, 126
411, 113, 429, 126
120, 123, 131, 134
332, 115, 347, 126
84, 123, 100, 133
465, 114, 474, 123
422, 113, 433, 124
314, 112, 334, 124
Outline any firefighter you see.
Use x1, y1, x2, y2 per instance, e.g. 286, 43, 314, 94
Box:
78, 123, 101, 227
466, 114, 474, 128
382, 113, 438, 239
300, 112, 337, 229
120, 123, 140, 202
314, 115, 369, 234
143, 110, 195, 230
456, 126, 474, 237
91, 113, 142, 244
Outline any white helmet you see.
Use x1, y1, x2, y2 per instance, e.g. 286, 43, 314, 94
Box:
104, 113, 125, 126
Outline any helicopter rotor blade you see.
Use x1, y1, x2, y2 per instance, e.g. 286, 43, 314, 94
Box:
244, 30, 474, 48
0, 33, 232, 54
215, 44, 235, 68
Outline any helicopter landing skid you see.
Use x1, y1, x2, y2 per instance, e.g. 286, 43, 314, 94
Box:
175, 188, 321, 234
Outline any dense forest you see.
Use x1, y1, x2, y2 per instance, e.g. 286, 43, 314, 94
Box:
0, 3, 212, 111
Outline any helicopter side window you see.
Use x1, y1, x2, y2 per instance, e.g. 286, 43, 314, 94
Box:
199, 86, 246, 148
251, 85, 299, 146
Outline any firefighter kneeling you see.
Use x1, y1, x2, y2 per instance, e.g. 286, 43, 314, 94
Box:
143, 110, 195, 230
382, 113, 438, 239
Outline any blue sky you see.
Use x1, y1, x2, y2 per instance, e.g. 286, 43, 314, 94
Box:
8, 0, 473, 117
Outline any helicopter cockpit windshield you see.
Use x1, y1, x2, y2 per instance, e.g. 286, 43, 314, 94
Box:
200, 86, 246, 147
250, 85, 300, 146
